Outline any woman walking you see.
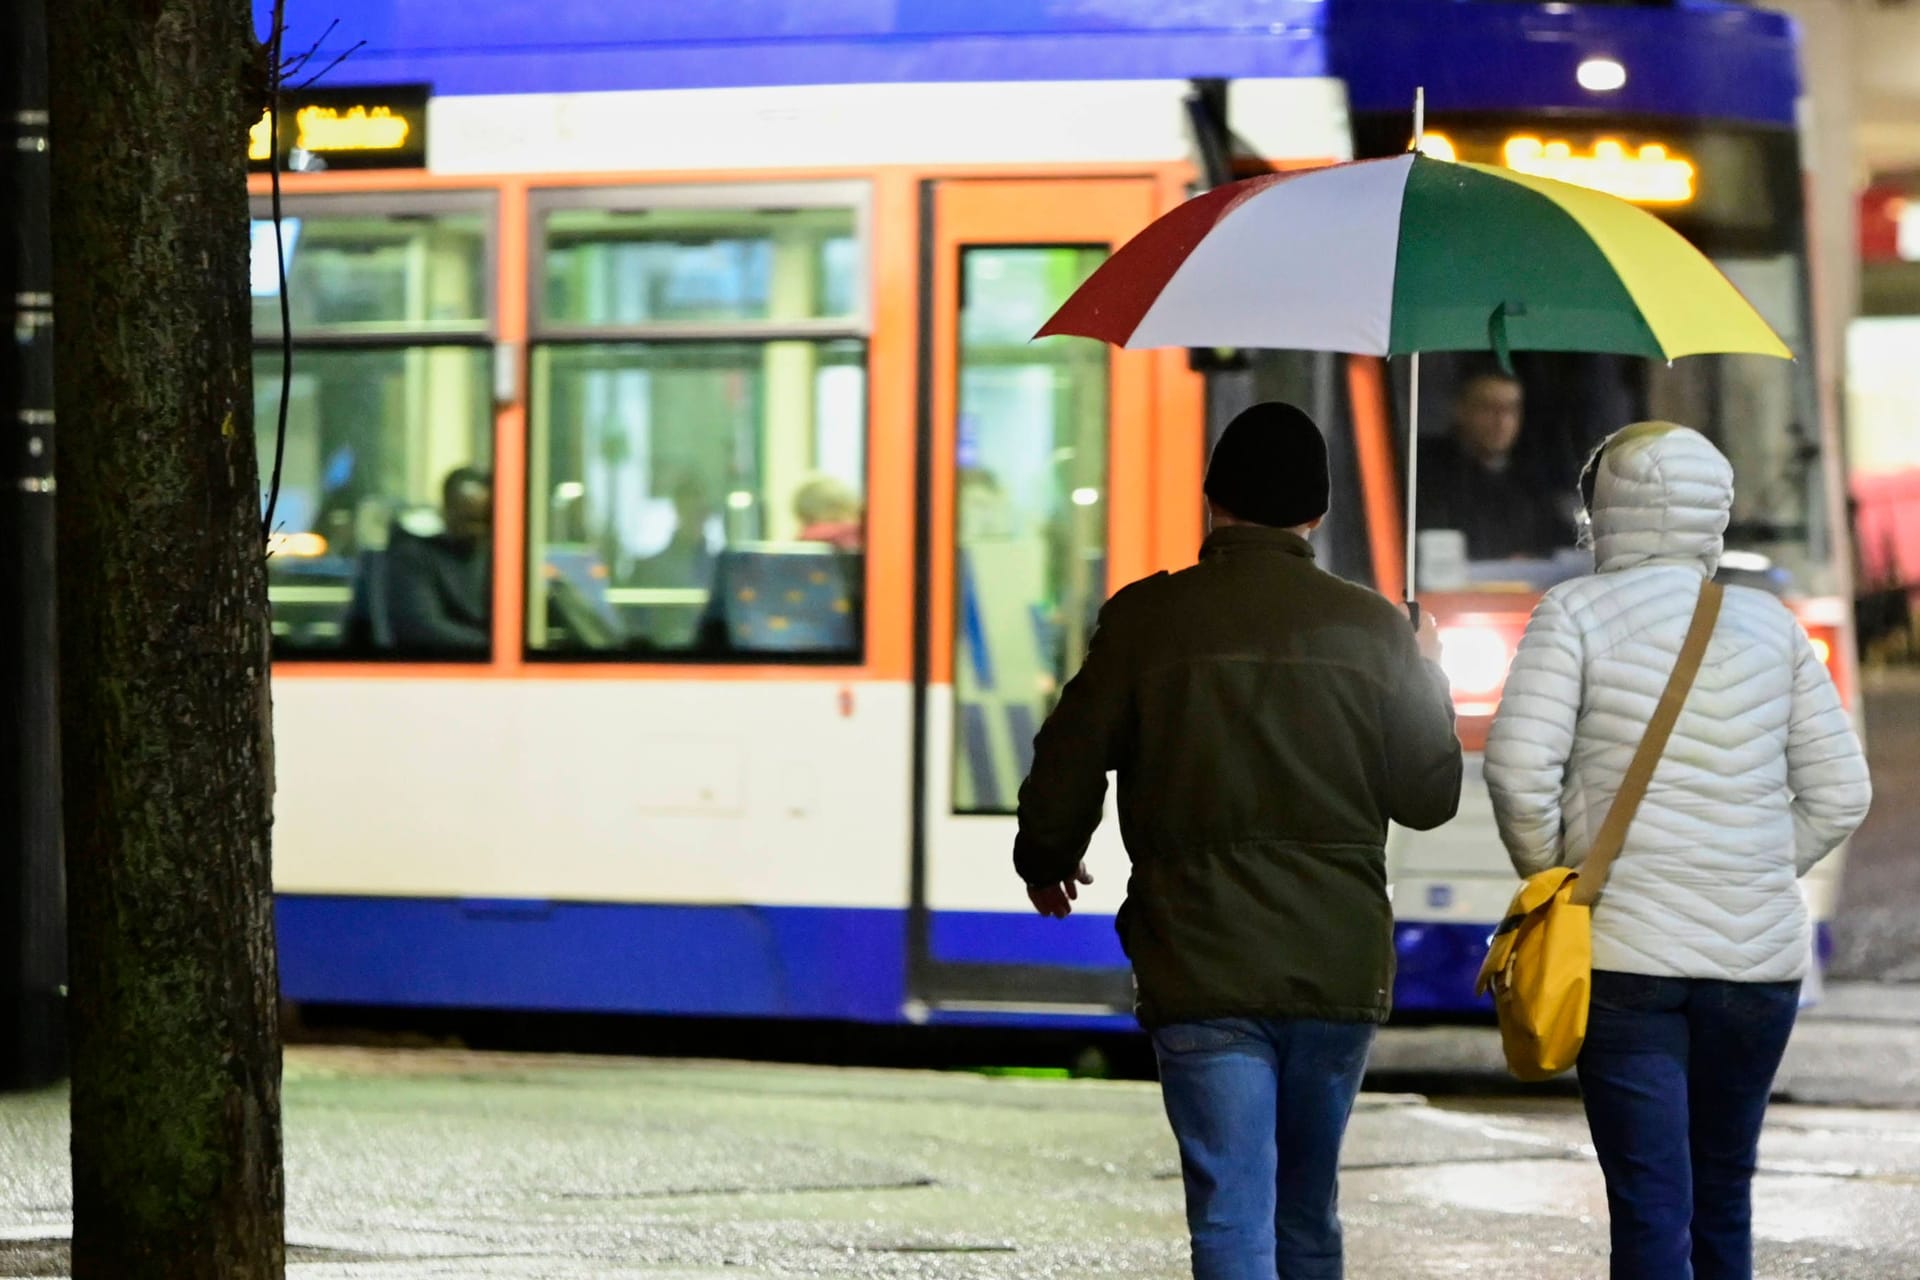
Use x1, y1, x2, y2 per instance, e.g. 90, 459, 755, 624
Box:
1484, 422, 1871, 1280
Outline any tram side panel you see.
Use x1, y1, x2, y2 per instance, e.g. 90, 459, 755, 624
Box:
271, 675, 916, 1021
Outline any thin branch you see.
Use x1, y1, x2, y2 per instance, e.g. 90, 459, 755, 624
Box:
259, 0, 292, 543
258, 9, 362, 544
277, 20, 340, 81
292, 41, 367, 93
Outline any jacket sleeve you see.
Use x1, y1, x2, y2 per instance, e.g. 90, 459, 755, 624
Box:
1785, 624, 1871, 874
1382, 637, 1463, 832
1012, 593, 1136, 887
387, 540, 488, 652
1484, 592, 1583, 877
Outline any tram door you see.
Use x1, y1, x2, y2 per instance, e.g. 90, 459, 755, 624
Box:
909, 177, 1174, 1018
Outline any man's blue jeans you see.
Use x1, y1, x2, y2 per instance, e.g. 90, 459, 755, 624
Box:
1151, 1017, 1375, 1280
1578, 971, 1801, 1280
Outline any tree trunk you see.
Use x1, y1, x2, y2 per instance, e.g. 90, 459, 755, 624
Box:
47, 0, 284, 1275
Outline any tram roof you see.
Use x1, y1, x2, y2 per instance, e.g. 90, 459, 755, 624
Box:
255, 0, 1801, 127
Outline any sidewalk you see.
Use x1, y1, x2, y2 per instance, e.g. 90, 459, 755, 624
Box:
8, 1039, 1920, 1278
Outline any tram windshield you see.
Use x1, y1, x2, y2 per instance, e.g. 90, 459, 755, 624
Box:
1358, 116, 1837, 598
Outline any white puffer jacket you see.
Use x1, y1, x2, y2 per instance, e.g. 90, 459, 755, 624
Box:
1483, 424, 1871, 982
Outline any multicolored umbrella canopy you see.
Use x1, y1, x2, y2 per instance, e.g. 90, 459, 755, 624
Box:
1038, 152, 1791, 364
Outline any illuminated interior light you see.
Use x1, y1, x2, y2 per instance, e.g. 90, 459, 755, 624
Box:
1438, 626, 1512, 698
1415, 132, 1458, 163
726, 491, 754, 511
1501, 135, 1696, 205
1719, 550, 1773, 573
266, 531, 327, 559
1070, 487, 1102, 507
554, 481, 586, 502
1809, 635, 1833, 666
1577, 58, 1628, 93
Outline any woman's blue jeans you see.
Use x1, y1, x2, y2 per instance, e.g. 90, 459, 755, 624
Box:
1152, 1017, 1375, 1280
1578, 970, 1801, 1280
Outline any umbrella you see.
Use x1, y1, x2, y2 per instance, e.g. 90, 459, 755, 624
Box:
1036, 109, 1791, 611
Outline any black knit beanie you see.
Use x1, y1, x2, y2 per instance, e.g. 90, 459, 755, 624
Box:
1204, 402, 1330, 528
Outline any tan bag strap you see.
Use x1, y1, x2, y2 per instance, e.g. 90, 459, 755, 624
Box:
1569, 580, 1723, 908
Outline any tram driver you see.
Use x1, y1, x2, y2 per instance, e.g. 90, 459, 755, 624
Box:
1416, 366, 1571, 562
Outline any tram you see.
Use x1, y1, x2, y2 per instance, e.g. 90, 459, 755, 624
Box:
254, 0, 1856, 1026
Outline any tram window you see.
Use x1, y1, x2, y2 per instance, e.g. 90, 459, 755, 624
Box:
1402, 253, 1830, 595
527, 195, 869, 661
251, 201, 497, 661
255, 347, 495, 657
1352, 114, 1836, 598
252, 211, 488, 339
526, 340, 867, 659
541, 208, 858, 328
953, 246, 1108, 815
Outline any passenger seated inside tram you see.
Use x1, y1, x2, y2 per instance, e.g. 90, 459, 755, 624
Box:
1416, 366, 1574, 561
793, 475, 863, 552
386, 465, 491, 655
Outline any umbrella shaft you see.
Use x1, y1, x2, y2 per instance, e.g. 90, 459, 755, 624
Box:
1405, 350, 1421, 604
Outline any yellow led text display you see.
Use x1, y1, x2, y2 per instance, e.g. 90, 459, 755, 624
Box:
294, 105, 412, 153
1417, 132, 1699, 206
246, 87, 427, 170
1502, 137, 1696, 205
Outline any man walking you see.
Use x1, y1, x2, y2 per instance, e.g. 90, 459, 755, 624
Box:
1014, 402, 1462, 1280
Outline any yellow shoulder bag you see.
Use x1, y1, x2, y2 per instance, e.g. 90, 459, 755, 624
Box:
1475, 580, 1723, 1081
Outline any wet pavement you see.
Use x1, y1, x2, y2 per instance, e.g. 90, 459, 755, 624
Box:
8, 1021, 1920, 1279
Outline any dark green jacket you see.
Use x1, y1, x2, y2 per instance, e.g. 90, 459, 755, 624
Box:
1013, 526, 1462, 1027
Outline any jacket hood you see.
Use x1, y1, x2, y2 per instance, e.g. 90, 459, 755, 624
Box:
1587, 423, 1733, 576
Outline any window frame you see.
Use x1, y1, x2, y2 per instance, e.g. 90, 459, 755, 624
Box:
250, 189, 501, 662
249, 189, 499, 347
527, 181, 872, 344
523, 181, 875, 666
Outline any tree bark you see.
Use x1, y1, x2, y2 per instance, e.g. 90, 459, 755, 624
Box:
48, 1, 284, 1275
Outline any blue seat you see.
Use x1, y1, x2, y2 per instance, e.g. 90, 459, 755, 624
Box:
542, 544, 622, 635
710, 544, 858, 654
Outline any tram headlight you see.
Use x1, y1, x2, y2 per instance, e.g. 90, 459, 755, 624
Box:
1438, 625, 1512, 699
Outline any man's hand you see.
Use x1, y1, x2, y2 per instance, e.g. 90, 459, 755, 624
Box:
1027, 862, 1095, 918
1414, 604, 1443, 664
